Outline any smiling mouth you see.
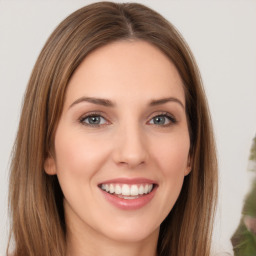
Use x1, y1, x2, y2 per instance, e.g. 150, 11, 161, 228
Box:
99, 183, 155, 199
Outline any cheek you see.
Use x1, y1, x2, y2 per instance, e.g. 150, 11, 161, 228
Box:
151, 133, 190, 212
53, 127, 113, 211
153, 133, 190, 176
53, 127, 110, 179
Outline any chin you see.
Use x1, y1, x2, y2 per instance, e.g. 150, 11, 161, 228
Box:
99, 221, 160, 243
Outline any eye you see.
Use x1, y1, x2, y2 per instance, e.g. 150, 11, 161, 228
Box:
80, 114, 108, 126
148, 114, 176, 126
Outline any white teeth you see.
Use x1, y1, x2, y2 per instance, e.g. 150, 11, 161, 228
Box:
139, 185, 144, 195
100, 183, 154, 197
109, 184, 115, 193
131, 185, 139, 196
115, 185, 121, 194
145, 184, 149, 194
122, 196, 139, 200
122, 184, 130, 196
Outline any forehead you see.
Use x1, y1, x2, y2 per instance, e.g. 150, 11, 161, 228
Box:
65, 40, 185, 108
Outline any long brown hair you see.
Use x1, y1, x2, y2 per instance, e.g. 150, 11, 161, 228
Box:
8, 2, 218, 256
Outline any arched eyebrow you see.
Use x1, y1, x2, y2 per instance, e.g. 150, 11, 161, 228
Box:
69, 97, 115, 109
149, 97, 185, 109
69, 96, 184, 109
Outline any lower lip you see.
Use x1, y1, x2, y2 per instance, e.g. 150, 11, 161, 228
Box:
100, 187, 157, 210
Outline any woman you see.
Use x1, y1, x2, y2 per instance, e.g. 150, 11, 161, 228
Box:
7, 2, 218, 256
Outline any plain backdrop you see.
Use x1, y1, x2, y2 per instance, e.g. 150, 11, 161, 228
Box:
0, 0, 256, 255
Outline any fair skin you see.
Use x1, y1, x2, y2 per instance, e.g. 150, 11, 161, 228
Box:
45, 40, 191, 256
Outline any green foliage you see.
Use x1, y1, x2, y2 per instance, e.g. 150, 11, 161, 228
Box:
243, 179, 256, 217
232, 224, 256, 256
249, 136, 256, 161
231, 135, 256, 255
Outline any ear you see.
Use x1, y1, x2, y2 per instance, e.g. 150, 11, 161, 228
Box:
44, 155, 57, 175
184, 154, 192, 176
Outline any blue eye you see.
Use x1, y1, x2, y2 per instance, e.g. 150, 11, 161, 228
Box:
149, 114, 176, 126
80, 115, 107, 126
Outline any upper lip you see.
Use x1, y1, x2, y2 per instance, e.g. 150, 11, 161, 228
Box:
98, 177, 157, 185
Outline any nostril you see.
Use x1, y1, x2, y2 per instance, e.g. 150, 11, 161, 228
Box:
112, 130, 148, 167
117, 160, 146, 168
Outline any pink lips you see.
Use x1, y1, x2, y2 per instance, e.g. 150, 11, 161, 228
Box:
98, 178, 158, 210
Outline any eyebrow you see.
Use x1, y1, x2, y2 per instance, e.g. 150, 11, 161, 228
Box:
69, 97, 115, 109
69, 96, 184, 109
149, 97, 185, 109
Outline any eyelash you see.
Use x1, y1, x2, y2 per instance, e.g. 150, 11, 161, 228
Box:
79, 112, 177, 127
148, 112, 177, 127
79, 112, 109, 127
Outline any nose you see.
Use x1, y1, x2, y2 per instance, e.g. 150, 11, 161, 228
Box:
112, 123, 148, 169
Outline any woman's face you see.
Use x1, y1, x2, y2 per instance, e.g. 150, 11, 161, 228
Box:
45, 40, 191, 243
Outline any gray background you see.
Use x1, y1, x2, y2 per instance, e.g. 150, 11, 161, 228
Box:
1, 0, 256, 255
